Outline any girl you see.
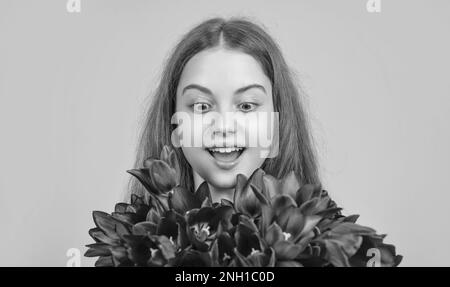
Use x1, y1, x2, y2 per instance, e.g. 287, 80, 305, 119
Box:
128, 17, 320, 204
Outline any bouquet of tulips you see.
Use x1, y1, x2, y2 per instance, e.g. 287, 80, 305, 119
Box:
85, 145, 402, 267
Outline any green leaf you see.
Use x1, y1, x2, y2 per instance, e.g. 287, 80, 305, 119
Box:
110, 246, 130, 267
349, 233, 403, 267
316, 222, 376, 266
84, 243, 111, 257
344, 215, 360, 223
92, 211, 121, 240
95, 256, 114, 267
88, 228, 119, 245
111, 212, 139, 225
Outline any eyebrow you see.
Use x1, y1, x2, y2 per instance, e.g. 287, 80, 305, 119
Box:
182, 83, 266, 96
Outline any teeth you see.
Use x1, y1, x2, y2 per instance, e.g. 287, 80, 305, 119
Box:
208, 147, 244, 153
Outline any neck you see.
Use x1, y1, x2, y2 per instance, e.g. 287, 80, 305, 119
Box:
193, 171, 234, 203
207, 184, 234, 203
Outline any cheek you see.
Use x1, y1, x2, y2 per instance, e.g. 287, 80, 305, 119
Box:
241, 147, 266, 170
181, 147, 214, 178
181, 147, 206, 166
242, 111, 277, 150
173, 113, 209, 148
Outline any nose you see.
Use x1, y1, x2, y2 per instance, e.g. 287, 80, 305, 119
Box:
212, 112, 236, 137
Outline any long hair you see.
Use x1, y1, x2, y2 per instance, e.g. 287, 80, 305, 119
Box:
127, 16, 321, 200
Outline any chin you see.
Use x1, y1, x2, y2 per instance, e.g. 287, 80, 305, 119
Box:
206, 172, 238, 190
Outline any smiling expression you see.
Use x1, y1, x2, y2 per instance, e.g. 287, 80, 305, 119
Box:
174, 47, 275, 190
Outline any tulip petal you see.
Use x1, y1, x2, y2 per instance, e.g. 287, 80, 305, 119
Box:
169, 186, 202, 215
111, 212, 139, 225
233, 248, 251, 267
157, 236, 177, 260
133, 221, 157, 236
160, 145, 181, 184
156, 211, 179, 240
276, 260, 303, 267
273, 240, 304, 260
92, 211, 131, 240
233, 174, 261, 217
84, 243, 111, 257
349, 233, 403, 267
296, 215, 321, 239
247, 168, 269, 198
209, 205, 234, 231
285, 208, 306, 238
280, 171, 301, 199
217, 232, 236, 263
88, 228, 120, 245
195, 181, 212, 205
94, 256, 114, 267
114, 202, 129, 213
235, 222, 261, 257
262, 173, 282, 198
247, 249, 272, 267
127, 168, 159, 195
275, 206, 295, 230
316, 222, 378, 266
259, 203, 274, 233
272, 195, 297, 218
171, 250, 212, 267
296, 183, 319, 205
344, 214, 360, 223
146, 209, 160, 224
130, 194, 145, 205
148, 160, 178, 193
188, 207, 215, 226
265, 222, 284, 245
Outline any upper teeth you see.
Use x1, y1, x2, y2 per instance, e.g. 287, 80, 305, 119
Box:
208, 147, 243, 153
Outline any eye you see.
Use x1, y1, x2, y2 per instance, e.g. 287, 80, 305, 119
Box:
192, 102, 212, 113
238, 102, 258, 112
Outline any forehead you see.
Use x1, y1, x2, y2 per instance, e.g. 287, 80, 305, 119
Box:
177, 48, 271, 92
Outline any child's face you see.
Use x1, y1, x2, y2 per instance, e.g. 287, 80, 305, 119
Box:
174, 47, 274, 190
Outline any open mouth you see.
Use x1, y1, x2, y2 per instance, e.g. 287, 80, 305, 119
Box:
205, 147, 246, 163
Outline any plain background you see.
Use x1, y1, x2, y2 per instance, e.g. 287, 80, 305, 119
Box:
1, 0, 449, 266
